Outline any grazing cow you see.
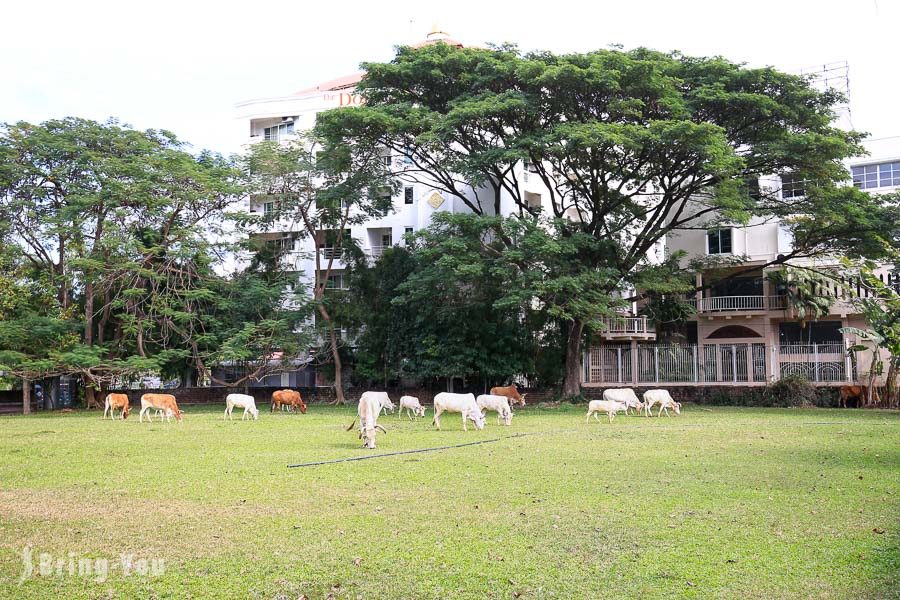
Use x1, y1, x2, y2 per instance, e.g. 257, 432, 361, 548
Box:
476, 394, 513, 426
643, 389, 681, 417
346, 391, 388, 449
139, 393, 183, 423
271, 389, 307, 414
602, 388, 642, 415
379, 395, 396, 415
490, 384, 526, 407
398, 395, 426, 420
103, 393, 130, 420
585, 399, 627, 424
839, 385, 866, 408
224, 393, 259, 421
433, 392, 486, 431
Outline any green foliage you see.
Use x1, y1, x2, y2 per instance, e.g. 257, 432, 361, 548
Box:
320, 42, 889, 393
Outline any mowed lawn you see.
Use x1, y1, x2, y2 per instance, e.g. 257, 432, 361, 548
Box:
0, 404, 897, 599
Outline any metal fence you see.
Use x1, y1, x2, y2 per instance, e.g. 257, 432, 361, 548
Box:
584, 341, 852, 385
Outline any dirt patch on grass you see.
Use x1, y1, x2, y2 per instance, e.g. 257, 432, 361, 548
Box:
0, 488, 272, 558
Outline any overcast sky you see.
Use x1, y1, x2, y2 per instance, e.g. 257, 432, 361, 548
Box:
3, 0, 897, 155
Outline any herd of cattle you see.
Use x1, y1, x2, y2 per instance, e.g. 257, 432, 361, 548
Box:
101, 384, 683, 449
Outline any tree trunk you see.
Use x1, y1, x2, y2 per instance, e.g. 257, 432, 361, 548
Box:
22, 377, 31, 415
318, 303, 345, 405
85, 384, 99, 409
562, 319, 585, 398
884, 358, 897, 409
84, 281, 94, 346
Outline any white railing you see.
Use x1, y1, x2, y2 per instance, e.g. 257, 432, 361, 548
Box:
320, 247, 344, 260
584, 341, 851, 385
599, 317, 653, 337
687, 295, 787, 312
368, 245, 387, 259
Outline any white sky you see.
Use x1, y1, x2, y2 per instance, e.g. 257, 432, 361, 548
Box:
3, 0, 898, 155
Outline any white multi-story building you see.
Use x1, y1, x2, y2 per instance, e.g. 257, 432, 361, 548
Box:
233, 29, 558, 366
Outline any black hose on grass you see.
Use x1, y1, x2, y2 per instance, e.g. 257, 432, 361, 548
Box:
287, 433, 528, 468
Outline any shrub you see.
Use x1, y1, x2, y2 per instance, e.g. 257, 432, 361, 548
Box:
765, 375, 818, 407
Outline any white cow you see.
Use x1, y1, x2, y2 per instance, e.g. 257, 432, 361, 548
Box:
224, 393, 259, 421
585, 399, 628, 424
602, 388, 642, 415
346, 391, 389, 449
643, 389, 681, 417
476, 394, 513, 426
398, 395, 426, 420
432, 392, 486, 431
379, 395, 396, 415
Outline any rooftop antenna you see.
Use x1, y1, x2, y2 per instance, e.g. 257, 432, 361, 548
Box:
800, 61, 854, 130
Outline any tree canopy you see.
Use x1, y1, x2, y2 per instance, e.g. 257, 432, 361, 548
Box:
319, 42, 898, 395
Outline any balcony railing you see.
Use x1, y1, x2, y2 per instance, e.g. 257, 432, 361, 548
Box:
320, 247, 344, 260
368, 245, 387, 259
687, 295, 787, 313
598, 317, 654, 339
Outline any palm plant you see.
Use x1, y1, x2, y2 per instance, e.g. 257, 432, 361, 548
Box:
767, 267, 834, 344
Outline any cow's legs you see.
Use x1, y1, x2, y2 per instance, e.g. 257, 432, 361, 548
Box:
462, 413, 467, 432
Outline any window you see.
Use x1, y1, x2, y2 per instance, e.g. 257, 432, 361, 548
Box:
852, 162, 900, 189
780, 174, 806, 198
707, 228, 732, 255
404, 226, 413, 235
263, 120, 294, 141
323, 272, 347, 290
263, 202, 275, 214
525, 191, 542, 209
381, 232, 393, 247
779, 321, 842, 344
404, 187, 414, 204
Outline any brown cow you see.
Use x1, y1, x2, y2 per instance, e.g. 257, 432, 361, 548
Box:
139, 393, 183, 423
490, 384, 526, 407
839, 385, 866, 408
103, 393, 130, 420
271, 389, 307, 414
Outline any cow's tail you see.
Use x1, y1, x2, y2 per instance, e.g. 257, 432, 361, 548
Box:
345, 418, 357, 432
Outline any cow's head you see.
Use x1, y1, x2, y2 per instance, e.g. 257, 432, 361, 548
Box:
174, 409, 184, 422
362, 424, 387, 449
249, 406, 260, 420
673, 402, 682, 415
416, 406, 427, 417
519, 393, 527, 406
467, 410, 486, 430
122, 405, 130, 419
298, 399, 307, 414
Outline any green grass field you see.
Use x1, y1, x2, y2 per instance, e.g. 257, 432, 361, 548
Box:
0, 403, 897, 599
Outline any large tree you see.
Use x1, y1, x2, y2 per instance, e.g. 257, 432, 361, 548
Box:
320, 43, 897, 396
0, 118, 256, 404
239, 132, 393, 404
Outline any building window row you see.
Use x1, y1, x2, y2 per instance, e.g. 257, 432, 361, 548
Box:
852, 161, 900, 189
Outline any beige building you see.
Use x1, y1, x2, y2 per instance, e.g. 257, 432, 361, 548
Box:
584, 136, 899, 388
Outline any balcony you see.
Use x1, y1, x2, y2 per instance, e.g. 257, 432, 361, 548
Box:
368, 245, 387, 259
597, 317, 656, 340
688, 295, 787, 314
